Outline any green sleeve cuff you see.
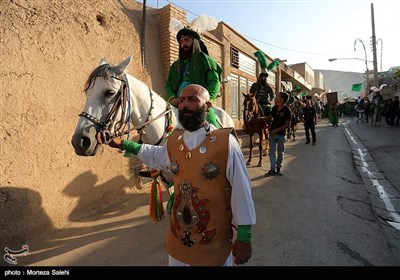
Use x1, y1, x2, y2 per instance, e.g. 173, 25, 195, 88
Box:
237, 225, 252, 243
121, 140, 142, 155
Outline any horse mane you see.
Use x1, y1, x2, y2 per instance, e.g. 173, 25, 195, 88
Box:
84, 64, 112, 91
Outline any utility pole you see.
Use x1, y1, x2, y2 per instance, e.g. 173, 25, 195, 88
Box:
140, 0, 147, 68
371, 3, 379, 87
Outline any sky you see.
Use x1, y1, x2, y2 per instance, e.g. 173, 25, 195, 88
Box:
142, 0, 399, 74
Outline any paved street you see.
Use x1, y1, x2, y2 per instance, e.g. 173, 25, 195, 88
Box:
15, 118, 400, 267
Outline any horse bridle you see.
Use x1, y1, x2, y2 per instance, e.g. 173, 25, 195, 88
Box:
79, 74, 131, 145
79, 74, 173, 145
243, 97, 261, 122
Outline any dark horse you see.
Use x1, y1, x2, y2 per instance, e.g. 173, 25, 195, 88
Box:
242, 93, 269, 167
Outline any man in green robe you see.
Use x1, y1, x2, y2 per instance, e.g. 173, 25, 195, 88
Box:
165, 28, 222, 127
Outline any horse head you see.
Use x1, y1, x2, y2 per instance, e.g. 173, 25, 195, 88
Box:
242, 92, 259, 122
71, 56, 139, 156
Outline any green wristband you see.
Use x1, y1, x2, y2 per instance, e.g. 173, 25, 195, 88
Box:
237, 225, 252, 243
121, 140, 142, 155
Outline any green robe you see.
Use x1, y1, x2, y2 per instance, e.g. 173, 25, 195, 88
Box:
165, 53, 222, 127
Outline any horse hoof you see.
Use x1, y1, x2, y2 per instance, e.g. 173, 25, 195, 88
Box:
257, 162, 263, 167
246, 161, 251, 166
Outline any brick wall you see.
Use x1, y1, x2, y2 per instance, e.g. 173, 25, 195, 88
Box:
159, 4, 187, 81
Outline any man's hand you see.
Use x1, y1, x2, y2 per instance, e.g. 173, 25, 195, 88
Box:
232, 240, 252, 265
109, 137, 123, 149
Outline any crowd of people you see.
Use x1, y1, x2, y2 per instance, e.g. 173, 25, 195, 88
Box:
354, 93, 400, 127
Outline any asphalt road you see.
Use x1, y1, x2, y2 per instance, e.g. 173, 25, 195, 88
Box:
13, 118, 400, 267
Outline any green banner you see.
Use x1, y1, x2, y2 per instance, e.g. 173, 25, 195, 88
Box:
351, 83, 362, 92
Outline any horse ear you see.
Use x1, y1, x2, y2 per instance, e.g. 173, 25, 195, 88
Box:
99, 58, 108, 65
112, 55, 133, 76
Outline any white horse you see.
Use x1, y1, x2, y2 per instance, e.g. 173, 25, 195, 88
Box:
72, 55, 234, 157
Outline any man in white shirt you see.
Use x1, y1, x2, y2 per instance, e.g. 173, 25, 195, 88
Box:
108, 84, 256, 266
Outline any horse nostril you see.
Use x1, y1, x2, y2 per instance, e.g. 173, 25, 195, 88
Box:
81, 136, 92, 151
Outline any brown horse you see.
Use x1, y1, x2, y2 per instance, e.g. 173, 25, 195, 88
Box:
242, 93, 269, 167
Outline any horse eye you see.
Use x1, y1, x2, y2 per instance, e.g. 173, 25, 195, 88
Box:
105, 90, 115, 98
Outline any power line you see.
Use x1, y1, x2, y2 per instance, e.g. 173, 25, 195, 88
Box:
244, 35, 346, 55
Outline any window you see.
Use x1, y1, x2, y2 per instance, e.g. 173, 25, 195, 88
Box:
239, 77, 248, 118
230, 74, 256, 120
230, 74, 239, 119
231, 47, 239, 68
230, 46, 256, 76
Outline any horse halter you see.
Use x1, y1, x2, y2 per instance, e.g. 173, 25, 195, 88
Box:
79, 74, 131, 145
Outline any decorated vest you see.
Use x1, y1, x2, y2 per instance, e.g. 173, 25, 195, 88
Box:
166, 128, 233, 265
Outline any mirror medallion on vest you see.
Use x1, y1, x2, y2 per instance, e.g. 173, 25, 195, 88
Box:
202, 162, 220, 179
170, 160, 179, 175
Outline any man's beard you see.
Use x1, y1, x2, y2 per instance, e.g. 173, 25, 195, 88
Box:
179, 45, 193, 60
178, 106, 207, 131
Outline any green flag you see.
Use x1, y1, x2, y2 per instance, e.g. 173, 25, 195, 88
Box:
254, 50, 267, 69
267, 60, 279, 71
351, 83, 362, 92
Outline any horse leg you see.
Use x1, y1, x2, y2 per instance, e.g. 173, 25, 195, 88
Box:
376, 111, 380, 126
292, 125, 296, 141
247, 133, 253, 166
371, 111, 375, 126
257, 132, 263, 167
263, 127, 269, 156
377, 110, 383, 126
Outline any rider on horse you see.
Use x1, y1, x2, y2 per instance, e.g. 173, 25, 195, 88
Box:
250, 72, 274, 116
243, 72, 274, 133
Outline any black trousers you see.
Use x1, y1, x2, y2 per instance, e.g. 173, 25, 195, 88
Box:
304, 122, 316, 143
